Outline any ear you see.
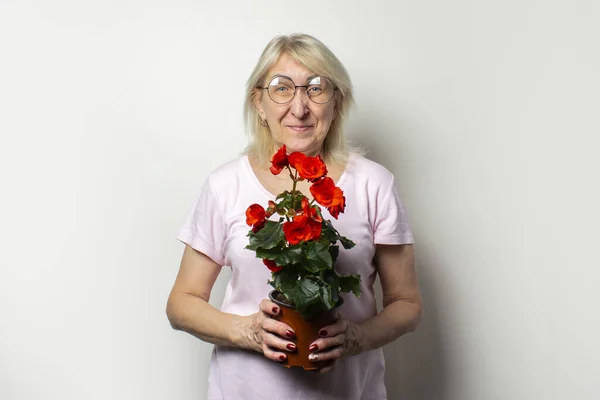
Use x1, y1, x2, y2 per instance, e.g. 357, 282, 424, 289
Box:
332, 97, 340, 120
252, 89, 267, 121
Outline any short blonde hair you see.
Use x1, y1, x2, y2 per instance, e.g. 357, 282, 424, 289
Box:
244, 33, 358, 165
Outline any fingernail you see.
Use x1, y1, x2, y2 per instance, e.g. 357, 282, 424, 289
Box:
319, 330, 328, 337
272, 306, 279, 314
279, 354, 287, 361
286, 343, 296, 351
285, 330, 295, 338
309, 353, 319, 361
309, 344, 318, 352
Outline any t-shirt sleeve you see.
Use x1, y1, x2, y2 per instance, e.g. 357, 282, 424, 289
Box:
175, 178, 226, 266
373, 176, 414, 245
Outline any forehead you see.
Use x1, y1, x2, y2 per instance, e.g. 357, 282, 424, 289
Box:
267, 53, 314, 82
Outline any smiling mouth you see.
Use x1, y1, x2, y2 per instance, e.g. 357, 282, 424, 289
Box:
287, 125, 313, 133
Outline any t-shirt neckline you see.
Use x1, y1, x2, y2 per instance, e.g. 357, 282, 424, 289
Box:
242, 154, 352, 201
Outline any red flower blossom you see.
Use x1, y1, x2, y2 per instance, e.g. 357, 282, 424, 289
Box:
270, 145, 288, 175
301, 197, 322, 222
263, 259, 283, 273
246, 204, 266, 231
327, 196, 346, 219
296, 155, 327, 182
310, 177, 345, 209
282, 215, 322, 245
288, 152, 306, 170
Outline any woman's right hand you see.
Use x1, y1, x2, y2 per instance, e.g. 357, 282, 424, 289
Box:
244, 299, 297, 362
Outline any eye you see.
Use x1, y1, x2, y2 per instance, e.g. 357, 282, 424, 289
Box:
307, 86, 322, 94
275, 85, 290, 92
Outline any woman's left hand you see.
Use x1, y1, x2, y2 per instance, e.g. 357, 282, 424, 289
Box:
308, 317, 363, 373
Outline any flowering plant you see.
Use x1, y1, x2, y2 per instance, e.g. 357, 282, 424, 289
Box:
245, 145, 361, 318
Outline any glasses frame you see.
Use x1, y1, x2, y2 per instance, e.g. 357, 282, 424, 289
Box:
259, 76, 338, 105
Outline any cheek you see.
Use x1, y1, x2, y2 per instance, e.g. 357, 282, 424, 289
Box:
266, 105, 289, 122
316, 109, 335, 133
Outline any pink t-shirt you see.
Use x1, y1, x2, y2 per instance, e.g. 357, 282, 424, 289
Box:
177, 154, 413, 400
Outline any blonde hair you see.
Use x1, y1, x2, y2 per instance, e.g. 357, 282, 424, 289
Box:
243, 33, 359, 165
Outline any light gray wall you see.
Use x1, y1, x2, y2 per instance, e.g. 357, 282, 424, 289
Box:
1, 1, 598, 399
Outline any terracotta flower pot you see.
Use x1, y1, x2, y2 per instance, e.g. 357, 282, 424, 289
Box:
269, 290, 343, 371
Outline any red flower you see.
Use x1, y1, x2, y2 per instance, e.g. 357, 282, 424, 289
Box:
302, 197, 322, 222
246, 204, 266, 231
310, 177, 345, 209
252, 221, 266, 233
270, 145, 288, 175
288, 152, 306, 170
283, 215, 322, 245
263, 259, 283, 273
327, 196, 346, 219
296, 155, 327, 182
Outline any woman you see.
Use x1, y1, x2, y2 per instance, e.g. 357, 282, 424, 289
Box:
167, 33, 422, 399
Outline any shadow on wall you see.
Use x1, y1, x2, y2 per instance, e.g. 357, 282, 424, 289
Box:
351, 125, 449, 399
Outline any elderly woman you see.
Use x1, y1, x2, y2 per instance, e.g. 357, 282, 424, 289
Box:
167, 33, 422, 399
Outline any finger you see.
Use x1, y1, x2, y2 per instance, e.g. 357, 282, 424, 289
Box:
261, 343, 289, 363
259, 299, 281, 316
309, 345, 344, 363
262, 316, 296, 340
309, 334, 345, 352
317, 318, 348, 338
262, 331, 297, 353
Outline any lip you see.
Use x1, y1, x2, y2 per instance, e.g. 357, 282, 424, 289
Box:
287, 125, 313, 133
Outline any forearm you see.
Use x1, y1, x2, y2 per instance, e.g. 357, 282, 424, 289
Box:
358, 299, 422, 353
167, 293, 254, 350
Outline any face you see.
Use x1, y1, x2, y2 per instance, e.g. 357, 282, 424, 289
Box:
255, 54, 337, 157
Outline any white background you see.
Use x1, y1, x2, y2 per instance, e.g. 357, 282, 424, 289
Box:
1, 1, 599, 399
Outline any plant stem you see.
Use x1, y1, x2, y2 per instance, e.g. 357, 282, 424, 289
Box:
291, 168, 298, 193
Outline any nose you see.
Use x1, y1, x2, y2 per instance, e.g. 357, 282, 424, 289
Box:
290, 87, 310, 118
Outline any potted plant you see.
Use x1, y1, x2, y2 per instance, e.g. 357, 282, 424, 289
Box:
245, 145, 361, 370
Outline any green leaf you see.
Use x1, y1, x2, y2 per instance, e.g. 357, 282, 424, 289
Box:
304, 241, 332, 273
321, 220, 340, 242
256, 246, 304, 266
272, 267, 300, 291
339, 235, 356, 250
339, 274, 361, 297
276, 190, 290, 200
285, 279, 323, 316
321, 269, 340, 305
329, 245, 339, 263
321, 220, 355, 249
319, 284, 336, 309
246, 221, 284, 250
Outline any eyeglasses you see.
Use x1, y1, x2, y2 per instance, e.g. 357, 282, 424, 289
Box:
260, 76, 337, 104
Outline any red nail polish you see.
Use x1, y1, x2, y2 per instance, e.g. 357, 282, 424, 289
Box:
286, 343, 296, 351
279, 355, 287, 361
272, 306, 279, 314
285, 330, 295, 338
319, 330, 328, 337
309, 344, 319, 352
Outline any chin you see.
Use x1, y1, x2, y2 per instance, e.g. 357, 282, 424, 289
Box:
285, 143, 322, 156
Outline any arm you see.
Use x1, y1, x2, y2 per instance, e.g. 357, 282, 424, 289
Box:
309, 243, 423, 371
166, 245, 297, 360
357, 243, 423, 351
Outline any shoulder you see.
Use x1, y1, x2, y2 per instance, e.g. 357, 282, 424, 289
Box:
204, 155, 247, 190
346, 154, 395, 189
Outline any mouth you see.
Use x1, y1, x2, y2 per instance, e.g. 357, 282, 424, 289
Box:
286, 125, 313, 133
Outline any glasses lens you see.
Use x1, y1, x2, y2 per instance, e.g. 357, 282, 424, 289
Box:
267, 77, 295, 104
306, 76, 335, 104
